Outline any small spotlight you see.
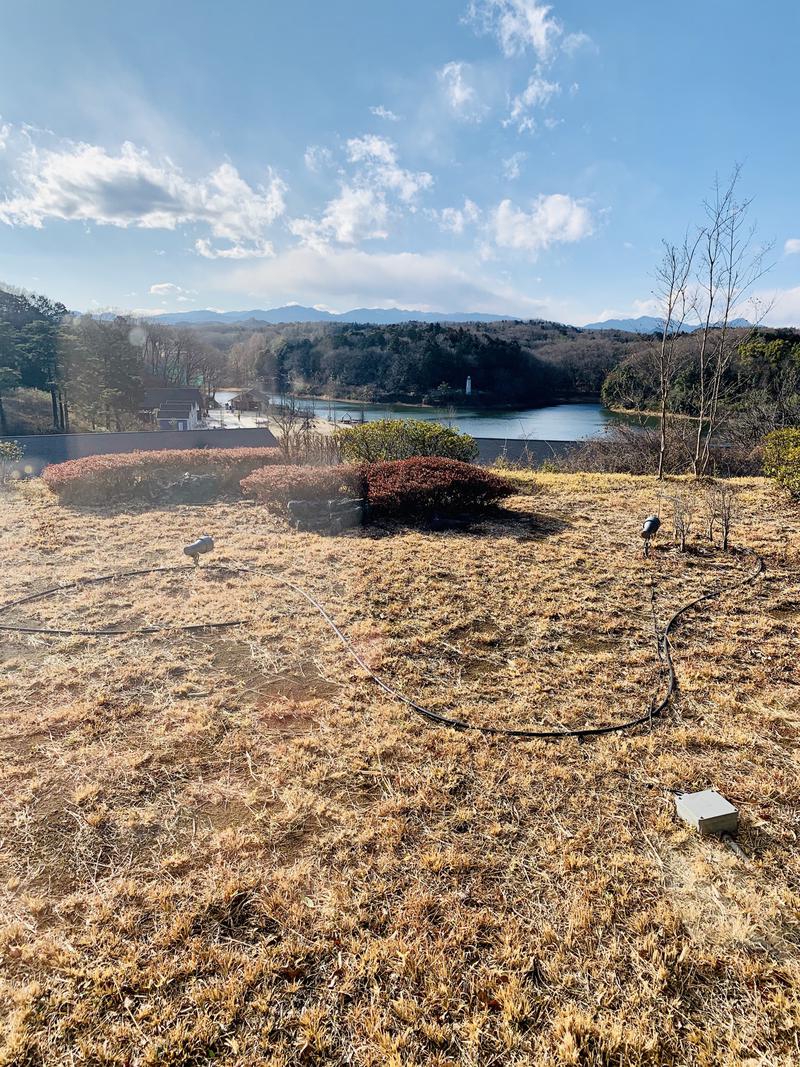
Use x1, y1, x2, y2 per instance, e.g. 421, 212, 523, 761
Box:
183, 535, 214, 565
640, 514, 660, 556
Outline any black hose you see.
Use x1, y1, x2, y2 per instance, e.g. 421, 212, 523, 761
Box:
0, 555, 764, 741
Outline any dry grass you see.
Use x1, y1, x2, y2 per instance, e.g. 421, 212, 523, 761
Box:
0, 473, 798, 1066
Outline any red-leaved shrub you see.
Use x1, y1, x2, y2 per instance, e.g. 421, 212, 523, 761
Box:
42, 447, 282, 505
241, 456, 514, 521
240, 465, 365, 509
363, 457, 514, 516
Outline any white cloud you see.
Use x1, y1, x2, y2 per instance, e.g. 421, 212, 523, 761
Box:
784, 238, 800, 255
506, 72, 560, 131
438, 62, 484, 120
503, 152, 526, 179
0, 123, 9, 151
758, 286, 800, 326
149, 282, 197, 296
370, 105, 401, 121
304, 144, 334, 172
220, 244, 550, 316
346, 134, 397, 167
562, 31, 595, 56
466, 0, 564, 62
346, 135, 433, 202
318, 185, 390, 244
291, 136, 432, 249
195, 237, 275, 259
492, 193, 593, 255
438, 198, 482, 235
0, 131, 286, 259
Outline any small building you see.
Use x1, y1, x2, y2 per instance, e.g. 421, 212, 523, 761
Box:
213, 388, 265, 412
141, 387, 205, 431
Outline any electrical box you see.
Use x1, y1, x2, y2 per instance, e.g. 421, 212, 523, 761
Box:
674, 790, 739, 836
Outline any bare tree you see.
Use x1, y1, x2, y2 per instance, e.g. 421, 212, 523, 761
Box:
653, 238, 695, 479
670, 489, 696, 552
688, 167, 772, 476
717, 486, 736, 551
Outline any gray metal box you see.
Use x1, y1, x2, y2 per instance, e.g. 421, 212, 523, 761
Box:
674, 790, 739, 836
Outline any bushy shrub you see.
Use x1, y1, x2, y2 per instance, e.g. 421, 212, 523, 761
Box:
240, 465, 365, 510
42, 447, 282, 504
763, 429, 800, 497
334, 418, 478, 464
364, 457, 513, 517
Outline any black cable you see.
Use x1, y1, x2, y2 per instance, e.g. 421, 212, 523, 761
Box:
0, 565, 242, 635
0, 555, 764, 741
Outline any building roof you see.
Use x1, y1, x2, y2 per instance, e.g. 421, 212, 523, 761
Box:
214, 388, 258, 405
142, 386, 204, 411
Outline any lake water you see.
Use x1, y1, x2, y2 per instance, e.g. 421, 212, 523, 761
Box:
273, 396, 638, 441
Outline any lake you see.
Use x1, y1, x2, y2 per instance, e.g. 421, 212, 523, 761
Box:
272, 396, 641, 441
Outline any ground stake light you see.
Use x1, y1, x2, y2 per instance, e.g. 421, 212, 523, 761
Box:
183, 535, 214, 565
640, 514, 661, 556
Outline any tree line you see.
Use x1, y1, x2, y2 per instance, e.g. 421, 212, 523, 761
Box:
0, 288, 226, 435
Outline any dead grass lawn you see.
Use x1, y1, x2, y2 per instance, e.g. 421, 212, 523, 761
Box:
0, 473, 798, 1065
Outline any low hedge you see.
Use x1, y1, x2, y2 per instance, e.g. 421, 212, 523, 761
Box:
763, 429, 800, 497
241, 457, 514, 520
334, 418, 479, 463
364, 456, 513, 516
240, 465, 365, 510
42, 447, 282, 504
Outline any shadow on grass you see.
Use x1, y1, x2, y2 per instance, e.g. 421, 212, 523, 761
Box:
364, 505, 570, 541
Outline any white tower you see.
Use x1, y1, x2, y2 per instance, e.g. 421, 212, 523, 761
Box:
465, 375, 472, 396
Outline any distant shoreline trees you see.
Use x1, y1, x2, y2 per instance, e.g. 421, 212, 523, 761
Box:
0, 287, 225, 434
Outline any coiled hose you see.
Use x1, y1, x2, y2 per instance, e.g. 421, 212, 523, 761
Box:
0, 555, 764, 741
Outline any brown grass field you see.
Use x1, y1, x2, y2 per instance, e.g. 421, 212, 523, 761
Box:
0, 472, 798, 1066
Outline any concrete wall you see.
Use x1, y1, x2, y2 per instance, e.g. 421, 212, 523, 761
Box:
0, 427, 279, 476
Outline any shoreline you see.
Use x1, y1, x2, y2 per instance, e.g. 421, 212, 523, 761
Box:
608, 406, 701, 422
273, 391, 600, 412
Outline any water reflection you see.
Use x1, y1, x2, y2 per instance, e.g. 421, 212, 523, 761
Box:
269, 395, 648, 441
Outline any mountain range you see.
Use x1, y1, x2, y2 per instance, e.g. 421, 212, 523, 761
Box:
143, 305, 757, 333
148, 305, 517, 326
582, 314, 753, 333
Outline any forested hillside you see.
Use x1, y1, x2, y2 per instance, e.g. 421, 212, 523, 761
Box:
602, 327, 800, 437
196, 318, 643, 403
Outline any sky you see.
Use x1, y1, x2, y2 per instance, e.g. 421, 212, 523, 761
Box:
0, 0, 798, 326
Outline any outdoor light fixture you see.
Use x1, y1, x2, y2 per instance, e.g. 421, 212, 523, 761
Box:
640, 514, 661, 556
183, 535, 214, 565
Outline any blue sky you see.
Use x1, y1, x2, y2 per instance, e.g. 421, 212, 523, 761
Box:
0, 0, 798, 324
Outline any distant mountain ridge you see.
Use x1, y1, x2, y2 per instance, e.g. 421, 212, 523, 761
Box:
143, 306, 756, 332
582, 314, 753, 333
149, 305, 520, 326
